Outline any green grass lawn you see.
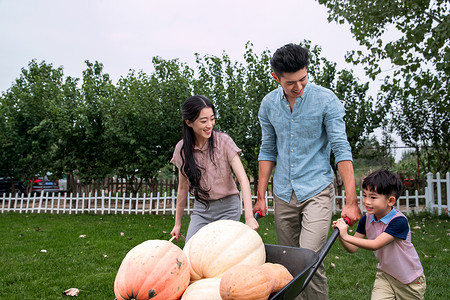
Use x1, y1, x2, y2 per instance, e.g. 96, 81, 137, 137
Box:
0, 212, 448, 299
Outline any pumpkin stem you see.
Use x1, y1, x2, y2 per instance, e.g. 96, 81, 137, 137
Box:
169, 235, 186, 243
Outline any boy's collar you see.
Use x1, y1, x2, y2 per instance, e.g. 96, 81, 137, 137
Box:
370, 207, 398, 224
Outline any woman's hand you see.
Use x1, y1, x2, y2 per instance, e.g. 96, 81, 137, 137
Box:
245, 216, 259, 231
170, 224, 182, 241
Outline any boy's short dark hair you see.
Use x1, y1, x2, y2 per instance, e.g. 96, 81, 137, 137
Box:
270, 43, 309, 77
362, 169, 403, 200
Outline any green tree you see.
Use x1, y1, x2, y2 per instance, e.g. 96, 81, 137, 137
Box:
110, 58, 191, 194
46, 75, 80, 183
0, 60, 67, 191
192, 43, 277, 189
73, 60, 115, 184
242, 43, 278, 183
317, 0, 450, 174
353, 136, 395, 174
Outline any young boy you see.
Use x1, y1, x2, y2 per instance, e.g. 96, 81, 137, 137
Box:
333, 169, 426, 299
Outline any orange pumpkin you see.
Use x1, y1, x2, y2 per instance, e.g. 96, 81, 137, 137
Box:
114, 240, 190, 300
260, 263, 293, 292
219, 263, 293, 300
219, 265, 272, 300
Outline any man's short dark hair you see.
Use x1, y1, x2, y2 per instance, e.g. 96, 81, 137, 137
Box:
362, 169, 403, 200
270, 43, 310, 77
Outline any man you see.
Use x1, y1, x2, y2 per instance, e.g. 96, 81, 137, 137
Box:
254, 43, 362, 299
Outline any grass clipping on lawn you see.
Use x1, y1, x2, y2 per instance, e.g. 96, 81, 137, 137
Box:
0, 212, 448, 299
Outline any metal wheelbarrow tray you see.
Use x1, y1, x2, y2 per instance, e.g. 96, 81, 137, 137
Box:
263, 217, 348, 300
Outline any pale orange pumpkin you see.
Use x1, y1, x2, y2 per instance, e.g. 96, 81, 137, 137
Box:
260, 262, 293, 292
114, 240, 190, 300
183, 220, 266, 281
181, 278, 222, 300
219, 264, 272, 300
219, 263, 293, 300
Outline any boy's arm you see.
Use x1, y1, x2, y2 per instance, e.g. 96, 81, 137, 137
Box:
333, 218, 364, 253
340, 231, 395, 251
338, 232, 365, 253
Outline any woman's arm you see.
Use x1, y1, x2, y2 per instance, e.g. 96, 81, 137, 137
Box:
230, 154, 259, 231
170, 169, 190, 240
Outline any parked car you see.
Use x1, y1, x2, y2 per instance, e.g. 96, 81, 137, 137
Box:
0, 177, 26, 195
58, 175, 67, 192
31, 176, 60, 194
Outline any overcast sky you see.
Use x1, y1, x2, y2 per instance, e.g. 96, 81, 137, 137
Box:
0, 0, 370, 93
0, 0, 406, 159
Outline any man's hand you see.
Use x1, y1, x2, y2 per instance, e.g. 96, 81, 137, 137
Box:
253, 196, 267, 217
341, 202, 362, 226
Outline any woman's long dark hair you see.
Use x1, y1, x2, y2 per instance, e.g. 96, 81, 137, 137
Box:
180, 95, 216, 207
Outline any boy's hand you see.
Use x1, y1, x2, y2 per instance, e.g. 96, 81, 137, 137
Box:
334, 218, 349, 237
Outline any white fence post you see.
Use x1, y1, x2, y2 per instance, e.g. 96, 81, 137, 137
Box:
156, 192, 160, 215
447, 172, 450, 217
114, 193, 119, 215
1, 193, 5, 214
426, 173, 434, 213
436, 172, 442, 216
171, 189, 176, 215
163, 192, 167, 214
101, 190, 105, 215
149, 192, 153, 215
142, 193, 147, 215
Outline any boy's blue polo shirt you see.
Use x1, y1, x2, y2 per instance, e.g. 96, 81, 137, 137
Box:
356, 208, 409, 240
258, 83, 353, 203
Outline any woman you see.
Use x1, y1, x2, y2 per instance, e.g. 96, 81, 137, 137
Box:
170, 95, 259, 241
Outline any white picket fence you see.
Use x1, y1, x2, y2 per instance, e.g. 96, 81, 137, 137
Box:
1, 172, 448, 216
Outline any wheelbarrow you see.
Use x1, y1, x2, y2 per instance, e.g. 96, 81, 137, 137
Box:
255, 211, 350, 300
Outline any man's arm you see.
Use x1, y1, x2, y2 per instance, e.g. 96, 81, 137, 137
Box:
338, 160, 362, 226
253, 160, 274, 217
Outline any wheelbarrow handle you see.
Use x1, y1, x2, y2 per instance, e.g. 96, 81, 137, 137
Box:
301, 216, 350, 292
255, 210, 350, 298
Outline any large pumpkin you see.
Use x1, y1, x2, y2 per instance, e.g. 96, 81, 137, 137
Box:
260, 263, 293, 292
219, 264, 272, 300
219, 263, 293, 300
114, 240, 190, 300
181, 278, 222, 300
183, 220, 265, 281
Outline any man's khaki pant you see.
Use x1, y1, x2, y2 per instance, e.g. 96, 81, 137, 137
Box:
274, 184, 334, 300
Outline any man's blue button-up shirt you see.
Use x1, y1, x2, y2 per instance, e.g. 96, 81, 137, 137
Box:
258, 83, 353, 203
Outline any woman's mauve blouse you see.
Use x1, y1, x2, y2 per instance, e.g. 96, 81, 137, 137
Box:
171, 131, 241, 200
